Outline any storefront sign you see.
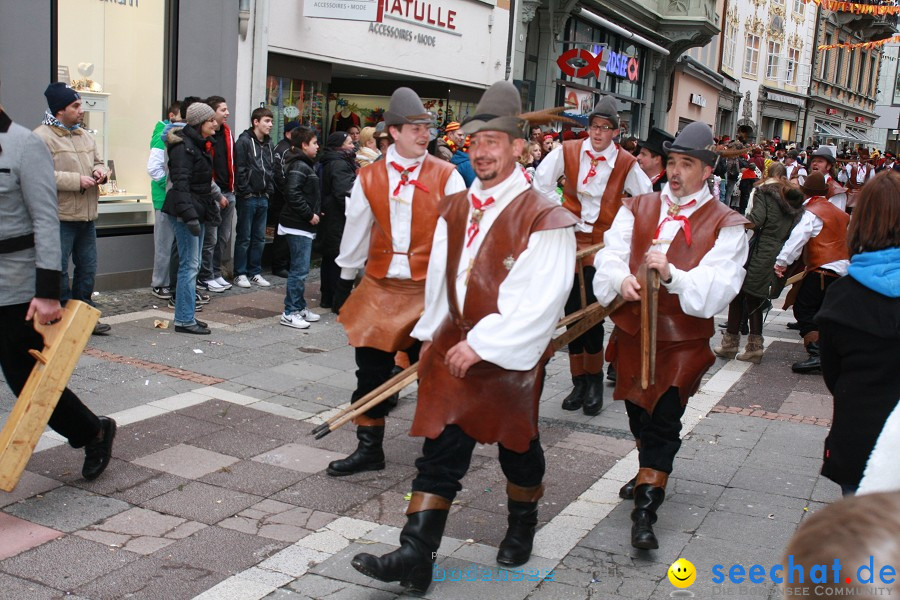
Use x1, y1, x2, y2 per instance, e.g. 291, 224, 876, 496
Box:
305, 0, 384, 22
825, 107, 839, 115
690, 93, 707, 107
368, 21, 436, 45
99, 0, 139, 6
556, 48, 604, 79
385, 0, 457, 31
606, 51, 639, 81
855, 116, 867, 123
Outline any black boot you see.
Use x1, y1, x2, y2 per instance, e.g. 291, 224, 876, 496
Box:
326, 423, 386, 476
352, 493, 450, 594
631, 470, 667, 550
561, 375, 588, 411
606, 363, 617, 382
497, 483, 543, 567
619, 477, 636, 500
582, 373, 604, 416
791, 342, 821, 373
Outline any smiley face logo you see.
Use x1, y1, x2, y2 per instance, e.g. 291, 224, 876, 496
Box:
668, 558, 696, 588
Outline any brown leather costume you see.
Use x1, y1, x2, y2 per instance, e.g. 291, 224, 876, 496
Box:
410, 189, 577, 453
845, 164, 870, 209
338, 155, 456, 353
825, 177, 847, 200
606, 193, 749, 413
561, 140, 638, 258
802, 197, 850, 269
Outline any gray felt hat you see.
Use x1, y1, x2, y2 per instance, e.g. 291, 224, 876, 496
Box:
460, 80, 525, 138
809, 146, 836, 164
663, 121, 718, 167
383, 87, 434, 127
587, 95, 619, 128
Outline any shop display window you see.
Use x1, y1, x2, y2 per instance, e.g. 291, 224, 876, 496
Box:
57, 0, 166, 227
324, 94, 476, 132
266, 76, 328, 141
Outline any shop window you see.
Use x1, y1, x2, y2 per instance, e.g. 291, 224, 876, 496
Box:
786, 48, 800, 84
57, 0, 166, 221
744, 34, 760, 77
723, 22, 737, 72
766, 41, 781, 80
265, 77, 327, 142
325, 94, 476, 133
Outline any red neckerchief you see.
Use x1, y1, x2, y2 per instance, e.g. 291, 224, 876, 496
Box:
466, 194, 496, 247
582, 150, 607, 185
655, 195, 697, 246
651, 170, 666, 186
389, 162, 430, 196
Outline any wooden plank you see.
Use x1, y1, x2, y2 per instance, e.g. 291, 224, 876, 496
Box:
0, 301, 99, 491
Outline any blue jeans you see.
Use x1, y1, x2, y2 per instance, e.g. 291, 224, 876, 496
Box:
284, 234, 313, 314
60, 220, 98, 305
234, 196, 268, 277
173, 220, 204, 326
151, 210, 176, 288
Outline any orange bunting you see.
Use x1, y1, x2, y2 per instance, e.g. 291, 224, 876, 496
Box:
818, 34, 900, 51
804, 0, 900, 14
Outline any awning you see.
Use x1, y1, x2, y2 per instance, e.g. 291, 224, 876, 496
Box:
815, 122, 851, 139
844, 128, 877, 145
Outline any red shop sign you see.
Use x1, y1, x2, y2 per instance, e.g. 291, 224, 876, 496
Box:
557, 48, 604, 79
855, 116, 867, 123
825, 108, 839, 115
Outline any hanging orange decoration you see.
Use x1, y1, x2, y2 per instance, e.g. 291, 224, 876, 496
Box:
818, 34, 900, 51
804, 0, 900, 14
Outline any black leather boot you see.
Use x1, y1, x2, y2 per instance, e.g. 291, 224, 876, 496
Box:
631, 469, 667, 550
791, 342, 821, 373
561, 375, 588, 411
327, 422, 386, 476
606, 363, 617, 382
619, 477, 636, 500
352, 493, 450, 594
497, 483, 543, 567
582, 373, 604, 416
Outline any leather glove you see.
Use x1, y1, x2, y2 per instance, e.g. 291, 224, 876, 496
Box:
187, 219, 201, 237
332, 278, 355, 314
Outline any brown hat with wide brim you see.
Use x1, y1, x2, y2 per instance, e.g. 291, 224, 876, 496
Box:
801, 171, 828, 196
663, 122, 719, 167
460, 81, 526, 138
383, 87, 434, 127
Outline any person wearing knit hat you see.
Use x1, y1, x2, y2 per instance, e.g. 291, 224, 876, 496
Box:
324, 87, 466, 481
593, 119, 750, 550
33, 82, 111, 335
184, 102, 215, 126
774, 169, 850, 374
440, 121, 474, 185
532, 93, 652, 416
807, 146, 849, 211
352, 80, 578, 592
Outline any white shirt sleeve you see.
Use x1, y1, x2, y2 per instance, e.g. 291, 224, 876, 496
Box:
776, 210, 822, 267
466, 227, 576, 370
336, 178, 374, 280
593, 206, 634, 306
624, 162, 653, 196
532, 146, 565, 203
444, 170, 467, 195
147, 147, 167, 182
663, 225, 749, 318
410, 218, 450, 342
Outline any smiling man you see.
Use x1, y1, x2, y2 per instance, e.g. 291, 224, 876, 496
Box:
350, 80, 576, 594
594, 122, 749, 550
533, 95, 651, 415
327, 88, 465, 478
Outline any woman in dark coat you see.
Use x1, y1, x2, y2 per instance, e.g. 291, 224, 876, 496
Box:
715, 163, 803, 362
317, 131, 358, 310
817, 170, 900, 495
162, 102, 222, 335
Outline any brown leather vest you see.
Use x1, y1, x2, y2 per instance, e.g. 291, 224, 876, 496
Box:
561, 141, 637, 245
610, 193, 750, 342
358, 154, 456, 281
803, 196, 850, 269
410, 188, 578, 452
826, 177, 847, 199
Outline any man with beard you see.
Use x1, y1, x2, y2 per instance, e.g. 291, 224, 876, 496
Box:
350, 80, 576, 594
594, 122, 749, 549
636, 127, 675, 192
533, 95, 652, 416
807, 147, 848, 211
326, 88, 466, 477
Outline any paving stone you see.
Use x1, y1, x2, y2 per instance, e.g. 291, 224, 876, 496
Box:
73, 556, 227, 600
152, 525, 287, 575
670, 457, 741, 487
0, 512, 63, 560
0, 471, 62, 508
109, 472, 190, 505
696, 509, 799, 550
176, 398, 269, 426
23, 443, 87, 482
88, 506, 186, 537
309, 542, 408, 593
712, 488, 810, 524
238, 413, 314, 441
263, 589, 307, 599
70, 459, 166, 496
348, 491, 412, 529
664, 479, 726, 508
200, 459, 309, 496
0, 572, 63, 599
578, 503, 691, 567
122, 535, 178, 555
74, 529, 131, 548
0, 536, 139, 590
272, 475, 380, 514
253, 442, 346, 474
258, 544, 333, 578
190, 424, 288, 460
132, 443, 240, 479
3, 486, 130, 533
234, 370, 308, 394
193, 576, 277, 599
728, 465, 818, 500
142, 481, 263, 524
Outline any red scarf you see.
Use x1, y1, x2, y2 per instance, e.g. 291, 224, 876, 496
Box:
466, 194, 496, 247
390, 162, 430, 196
582, 151, 607, 184
654, 195, 697, 246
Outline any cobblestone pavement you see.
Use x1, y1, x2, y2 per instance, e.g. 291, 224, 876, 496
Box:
0, 277, 841, 599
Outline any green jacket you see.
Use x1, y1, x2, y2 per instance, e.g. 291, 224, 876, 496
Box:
743, 182, 803, 298
149, 120, 167, 210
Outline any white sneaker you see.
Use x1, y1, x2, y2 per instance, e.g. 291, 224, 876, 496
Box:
214, 276, 233, 290
204, 279, 227, 293
234, 274, 251, 288
250, 274, 271, 287
297, 308, 321, 323
280, 312, 310, 329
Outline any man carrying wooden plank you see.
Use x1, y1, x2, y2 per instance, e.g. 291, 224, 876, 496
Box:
0, 88, 115, 483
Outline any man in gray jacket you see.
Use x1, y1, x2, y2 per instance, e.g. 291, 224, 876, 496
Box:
0, 95, 115, 480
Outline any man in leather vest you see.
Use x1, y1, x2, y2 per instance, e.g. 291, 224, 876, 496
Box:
843, 149, 874, 214
533, 96, 652, 415
350, 81, 577, 594
774, 172, 849, 373
808, 147, 848, 212
327, 88, 466, 477
594, 122, 749, 550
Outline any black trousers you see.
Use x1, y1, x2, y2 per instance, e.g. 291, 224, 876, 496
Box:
271, 232, 290, 272
564, 265, 604, 354
320, 254, 341, 305
0, 303, 100, 448
412, 424, 545, 502
625, 387, 686, 474
355, 342, 421, 419
793, 270, 839, 338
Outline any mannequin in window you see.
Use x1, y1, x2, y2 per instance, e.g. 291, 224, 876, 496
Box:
331, 99, 360, 133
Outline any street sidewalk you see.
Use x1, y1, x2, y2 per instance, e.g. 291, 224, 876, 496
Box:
0, 278, 840, 599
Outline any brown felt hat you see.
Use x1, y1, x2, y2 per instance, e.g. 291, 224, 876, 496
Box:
801, 172, 828, 196
383, 87, 433, 127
